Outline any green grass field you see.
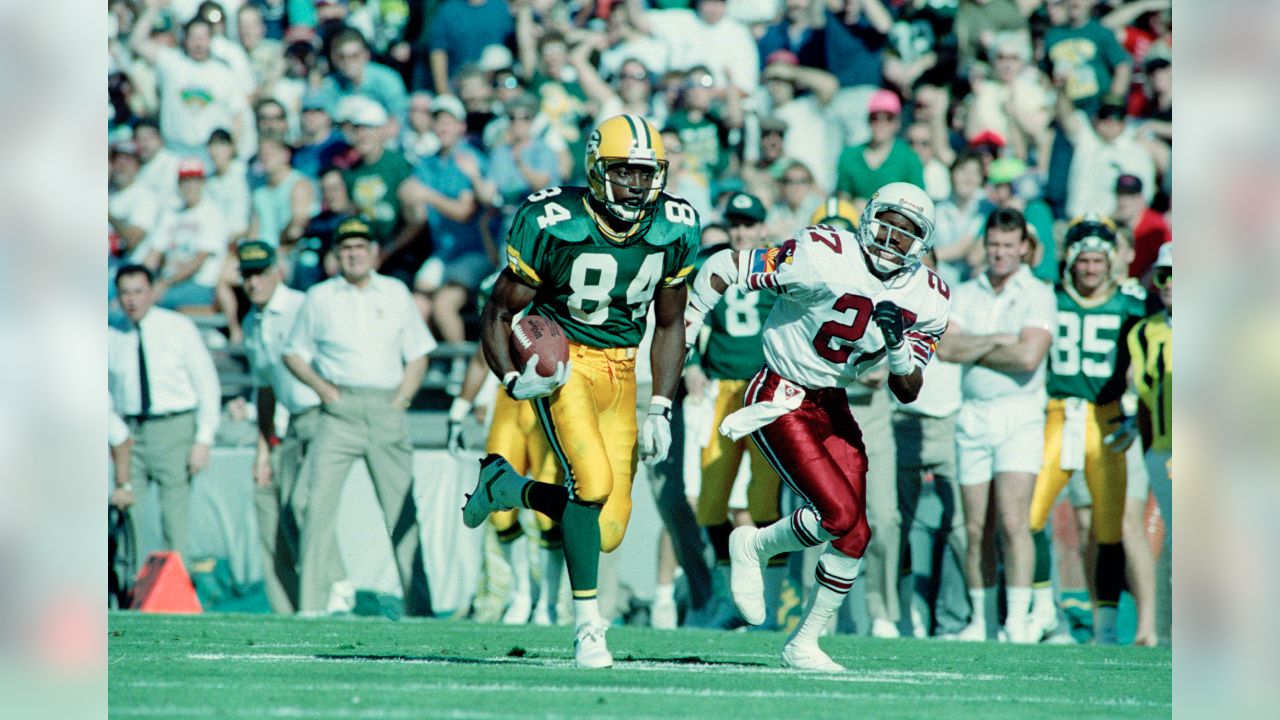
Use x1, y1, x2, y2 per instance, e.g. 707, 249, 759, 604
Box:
108, 612, 1170, 719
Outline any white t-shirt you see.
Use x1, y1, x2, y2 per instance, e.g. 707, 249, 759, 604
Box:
146, 199, 229, 287
750, 225, 952, 390
773, 96, 841, 194
950, 264, 1055, 401
155, 47, 246, 150
1066, 111, 1157, 219
110, 180, 162, 239
646, 10, 760, 95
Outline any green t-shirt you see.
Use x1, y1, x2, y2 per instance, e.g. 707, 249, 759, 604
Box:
504, 186, 699, 348
835, 138, 925, 202
665, 111, 731, 180
1045, 20, 1131, 114
343, 150, 413, 243
1047, 283, 1146, 403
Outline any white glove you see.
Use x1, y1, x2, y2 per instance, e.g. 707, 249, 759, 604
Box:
684, 305, 707, 350
446, 397, 472, 458
639, 396, 674, 465
1103, 415, 1139, 453
504, 354, 570, 400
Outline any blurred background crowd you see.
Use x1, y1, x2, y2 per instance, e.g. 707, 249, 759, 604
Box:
105, 0, 1174, 648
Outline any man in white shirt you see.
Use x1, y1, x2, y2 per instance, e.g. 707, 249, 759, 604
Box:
108, 264, 221, 569
110, 141, 162, 261
632, 0, 760, 96
284, 217, 437, 616
1056, 92, 1156, 220
239, 241, 347, 615
936, 207, 1054, 643
142, 159, 230, 310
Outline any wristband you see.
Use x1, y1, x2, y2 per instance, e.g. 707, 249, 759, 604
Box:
886, 343, 915, 376
648, 396, 673, 419
503, 370, 520, 398
448, 397, 473, 422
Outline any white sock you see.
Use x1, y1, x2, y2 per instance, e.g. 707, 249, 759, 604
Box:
654, 582, 675, 604
790, 549, 861, 647
967, 588, 988, 630
1006, 586, 1031, 625
756, 508, 834, 559
574, 598, 601, 627
1032, 586, 1056, 620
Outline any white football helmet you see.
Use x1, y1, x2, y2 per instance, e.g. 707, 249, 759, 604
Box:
858, 182, 936, 275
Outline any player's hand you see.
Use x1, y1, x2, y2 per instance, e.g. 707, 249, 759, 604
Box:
684, 305, 707, 349
639, 397, 673, 465
872, 301, 906, 348
446, 419, 467, 458
1103, 415, 1139, 453
505, 355, 570, 400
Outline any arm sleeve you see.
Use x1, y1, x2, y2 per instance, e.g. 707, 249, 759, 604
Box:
503, 200, 546, 287
905, 312, 949, 371
184, 320, 222, 446
1024, 281, 1057, 333
662, 212, 700, 288
399, 285, 438, 362
108, 403, 130, 448
284, 293, 318, 363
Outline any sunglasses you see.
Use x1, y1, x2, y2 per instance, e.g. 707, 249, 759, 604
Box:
1153, 268, 1172, 288
868, 112, 898, 123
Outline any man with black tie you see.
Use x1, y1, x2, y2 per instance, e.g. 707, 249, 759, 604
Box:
108, 264, 222, 569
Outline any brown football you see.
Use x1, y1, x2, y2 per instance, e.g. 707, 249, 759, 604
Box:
509, 315, 570, 377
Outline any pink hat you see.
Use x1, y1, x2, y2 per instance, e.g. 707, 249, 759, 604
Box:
867, 89, 902, 116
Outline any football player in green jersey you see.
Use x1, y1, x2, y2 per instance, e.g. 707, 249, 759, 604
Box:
1027, 215, 1147, 644
461, 114, 698, 667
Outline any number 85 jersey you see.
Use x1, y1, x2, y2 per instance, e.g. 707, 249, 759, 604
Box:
505, 186, 699, 349
750, 224, 951, 390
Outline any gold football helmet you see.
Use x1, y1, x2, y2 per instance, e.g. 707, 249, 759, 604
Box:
810, 196, 860, 232
585, 114, 668, 223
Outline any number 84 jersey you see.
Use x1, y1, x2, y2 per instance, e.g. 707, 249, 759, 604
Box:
504, 186, 699, 349
749, 224, 951, 390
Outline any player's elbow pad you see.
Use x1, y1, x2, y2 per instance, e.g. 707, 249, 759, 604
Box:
690, 249, 742, 313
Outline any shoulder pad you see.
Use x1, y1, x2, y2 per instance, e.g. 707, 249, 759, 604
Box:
637, 194, 700, 248
1120, 281, 1147, 301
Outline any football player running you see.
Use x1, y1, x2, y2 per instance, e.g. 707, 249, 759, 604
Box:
1027, 216, 1147, 644
461, 115, 698, 668
684, 182, 950, 671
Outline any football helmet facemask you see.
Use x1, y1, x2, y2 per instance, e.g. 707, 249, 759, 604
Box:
586, 114, 668, 223
1063, 214, 1119, 271
858, 182, 936, 275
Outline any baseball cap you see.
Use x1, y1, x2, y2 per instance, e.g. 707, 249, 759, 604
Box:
1154, 242, 1172, 269
301, 88, 336, 115
505, 92, 540, 117
764, 49, 800, 67
1115, 174, 1144, 195
177, 158, 207, 180
343, 97, 388, 128
478, 44, 514, 73
432, 94, 467, 121
237, 240, 276, 273
760, 116, 788, 134
969, 129, 1006, 150
723, 192, 766, 224
987, 157, 1026, 186
867, 89, 902, 116
335, 216, 374, 243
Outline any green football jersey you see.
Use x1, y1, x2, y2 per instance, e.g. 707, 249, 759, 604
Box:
695, 244, 776, 380
1047, 284, 1147, 403
504, 186, 699, 348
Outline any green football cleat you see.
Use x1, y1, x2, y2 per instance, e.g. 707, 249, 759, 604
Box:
462, 454, 520, 528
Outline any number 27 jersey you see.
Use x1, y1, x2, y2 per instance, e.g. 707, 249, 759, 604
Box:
746, 224, 951, 390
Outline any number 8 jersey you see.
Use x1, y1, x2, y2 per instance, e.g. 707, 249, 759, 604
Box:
750, 224, 951, 389
505, 186, 699, 348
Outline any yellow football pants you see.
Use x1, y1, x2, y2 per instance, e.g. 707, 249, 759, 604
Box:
697, 378, 782, 527
1030, 398, 1128, 543
531, 342, 638, 553
486, 392, 560, 534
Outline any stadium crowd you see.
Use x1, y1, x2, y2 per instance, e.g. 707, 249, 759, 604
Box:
107, 0, 1173, 648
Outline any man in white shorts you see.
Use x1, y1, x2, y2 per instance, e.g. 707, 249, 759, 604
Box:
937, 208, 1054, 642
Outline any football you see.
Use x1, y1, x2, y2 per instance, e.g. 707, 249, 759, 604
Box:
509, 315, 570, 377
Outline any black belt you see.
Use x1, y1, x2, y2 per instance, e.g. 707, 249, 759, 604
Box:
125, 409, 195, 423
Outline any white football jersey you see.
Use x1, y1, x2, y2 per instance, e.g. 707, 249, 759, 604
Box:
744, 225, 952, 390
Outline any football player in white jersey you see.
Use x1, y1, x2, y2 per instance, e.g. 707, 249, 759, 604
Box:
684, 182, 951, 671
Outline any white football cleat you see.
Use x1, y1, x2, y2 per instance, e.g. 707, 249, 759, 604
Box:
651, 597, 678, 630
729, 526, 767, 625
574, 621, 613, 669
502, 592, 532, 625
463, 454, 519, 528
1004, 616, 1036, 644
941, 620, 989, 642
871, 618, 901, 638
781, 642, 845, 673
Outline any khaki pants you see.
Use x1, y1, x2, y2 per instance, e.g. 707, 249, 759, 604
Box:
295, 388, 431, 615
255, 408, 348, 614
848, 387, 900, 625
128, 412, 197, 570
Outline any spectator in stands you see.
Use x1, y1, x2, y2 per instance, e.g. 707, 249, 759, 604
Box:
203, 129, 251, 239
571, 42, 665, 131
906, 121, 952, 202
936, 207, 1054, 643
246, 97, 293, 189
983, 157, 1058, 282
283, 217, 436, 617
429, 0, 514, 94
660, 129, 713, 220
292, 89, 348, 180
406, 94, 490, 342
595, 0, 670, 79
836, 89, 924, 204
198, 1, 256, 98
131, 1, 254, 159
965, 32, 1053, 163
239, 240, 348, 615
1112, 174, 1170, 280
339, 97, 428, 287
110, 141, 162, 263
632, 0, 761, 96
757, 0, 828, 71
757, 50, 841, 194
323, 28, 409, 130
134, 118, 181, 207
472, 93, 561, 241
455, 68, 499, 146
952, 0, 1032, 71
400, 91, 441, 166
142, 159, 231, 312
739, 117, 788, 205
109, 264, 221, 570
932, 151, 993, 286
1056, 90, 1155, 220
665, 65, 742, 188
249, 137, 317, 254
293, 167, 353, 291
236, 2, 285, 95
765, 160, 823, 241
1045, 0, 1133, 116
823, 0, 892, 147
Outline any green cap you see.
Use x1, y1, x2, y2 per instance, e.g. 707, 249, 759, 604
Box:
723, 192, 766, 223
335, 216, 374, 243
987, 157, 1027, 186
237, 240, 275, 273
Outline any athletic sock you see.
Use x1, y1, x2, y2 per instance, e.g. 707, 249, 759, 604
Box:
756, 508, 833, 560
523, 482, 569, 523
1096, 542, 1126, 608
1032, 529, 1053, 584
561, 499, 602, 608
705, 522, 733, 564
1006, 586, 1032, 626
1032, 586, 1057, 622
573, 598, 601, 627
654, 582, 675, 604
789, 548, 862, 647
967, 588, 987, 632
